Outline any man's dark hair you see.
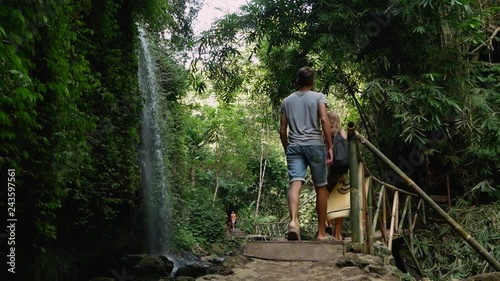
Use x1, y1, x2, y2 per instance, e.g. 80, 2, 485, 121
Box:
297, 66, 315, 87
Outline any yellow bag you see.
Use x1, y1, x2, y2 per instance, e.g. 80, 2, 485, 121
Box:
326, 172, 350, 220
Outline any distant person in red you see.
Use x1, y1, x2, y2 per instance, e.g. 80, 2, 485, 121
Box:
230, 211, 237, 229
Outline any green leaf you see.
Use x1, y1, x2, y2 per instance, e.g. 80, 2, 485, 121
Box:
0, 110, 12, 126
0, 26, 6, 38
16, 87, 37, 103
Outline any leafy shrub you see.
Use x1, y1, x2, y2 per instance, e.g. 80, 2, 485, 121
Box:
412, 202, 500, 280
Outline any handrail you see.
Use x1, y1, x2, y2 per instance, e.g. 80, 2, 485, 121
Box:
370, 175, 418, 197
348, 122, 500, 272
348, 122, 362, 243
252, 123, 500, 272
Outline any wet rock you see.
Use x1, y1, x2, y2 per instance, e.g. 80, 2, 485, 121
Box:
207, 264, 230, 276
134, 275, 172, 281
201, 256, 226, 265
174, 261, 209, 278
121, 254, 149, 269
210, 257, 225, 265
177, 251, 199, 262
131, 256, 166, 277
159, 255, 175, 275
175, 276, 196, 281
223, 255, 249, 269
209, 244, 225, 256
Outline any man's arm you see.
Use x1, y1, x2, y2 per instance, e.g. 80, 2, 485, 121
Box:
318, 102, 333, 165
280, 112, 288, 153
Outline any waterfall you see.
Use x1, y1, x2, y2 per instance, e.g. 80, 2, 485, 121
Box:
138, 25, 172, 255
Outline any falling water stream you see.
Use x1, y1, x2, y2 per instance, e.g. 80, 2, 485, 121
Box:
138, 25, 173, 255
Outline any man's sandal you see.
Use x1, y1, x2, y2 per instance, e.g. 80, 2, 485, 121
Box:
286, 227, 301, 241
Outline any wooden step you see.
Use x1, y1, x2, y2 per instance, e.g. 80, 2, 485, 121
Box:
230, 229, 246, 237
243, 241, 346, 261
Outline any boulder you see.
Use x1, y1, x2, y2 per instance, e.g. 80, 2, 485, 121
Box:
174, 261, 209, 278
209, 244, 225, 256
373, 241, 395, 266
131, 256, 166, 278
134, 275, 172, 281
159, 255, 175, 275
175, 276, 196, 281
200, 256, 226, 265
223, 255, 249, 269
364, 264, 389, 275
336, 252, 384, 269
208, 257, 225, 265
121, 254, 149, 269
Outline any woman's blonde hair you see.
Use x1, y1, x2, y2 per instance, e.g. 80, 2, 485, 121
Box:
328, 112, 342, 136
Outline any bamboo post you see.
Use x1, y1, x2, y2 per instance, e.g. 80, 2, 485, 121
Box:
398, 195, 411, 233
408, 197, 414, 250
396, 193, 399, 233
422, 200, 426, 225
372, 184, 385, 235
378, 214, 389, 242
359, 162, 366, 247
382, 185, 387, 243
355, 131, 500, 271
368, 177, 374, 229
388, 191, 399, 250
365, 176, 373, 254
411, 199, 423, 232
348, 122, 361, 243
446, 174, 451, 210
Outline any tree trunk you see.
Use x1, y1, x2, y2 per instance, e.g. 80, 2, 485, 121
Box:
191, 165, 196, 186
253, 129, 268, 234
213, 171, 219, 205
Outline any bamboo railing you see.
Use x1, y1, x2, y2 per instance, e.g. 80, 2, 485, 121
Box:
347, 122, 500, 272
252, 122, 499, 272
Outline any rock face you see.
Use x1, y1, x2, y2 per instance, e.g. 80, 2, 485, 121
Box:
336, 252, 405, 278
373, 241, 395, 266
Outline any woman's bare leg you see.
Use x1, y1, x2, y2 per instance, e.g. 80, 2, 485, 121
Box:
335, 218, 343, 240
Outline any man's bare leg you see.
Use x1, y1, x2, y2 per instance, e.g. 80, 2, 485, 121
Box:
315, 185, 328, 240
288, 181, 303, 232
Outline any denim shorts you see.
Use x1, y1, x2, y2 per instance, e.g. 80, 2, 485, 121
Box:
286, 145, 328, 187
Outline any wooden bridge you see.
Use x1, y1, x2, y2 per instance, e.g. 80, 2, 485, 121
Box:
241, 123, 500, 273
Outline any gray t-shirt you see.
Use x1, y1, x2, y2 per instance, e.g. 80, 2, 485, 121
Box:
279, 90, 327, 146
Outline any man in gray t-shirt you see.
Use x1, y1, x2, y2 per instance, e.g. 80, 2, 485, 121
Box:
279, 66, 333, 241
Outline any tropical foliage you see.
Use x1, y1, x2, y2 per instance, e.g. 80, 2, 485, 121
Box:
195, 0, 499, 278
1, 0, 499, 280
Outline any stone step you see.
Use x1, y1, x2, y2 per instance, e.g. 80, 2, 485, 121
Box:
243, 241, 347, 261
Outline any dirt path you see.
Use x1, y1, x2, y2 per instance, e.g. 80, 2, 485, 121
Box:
198, 258, 402, 281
